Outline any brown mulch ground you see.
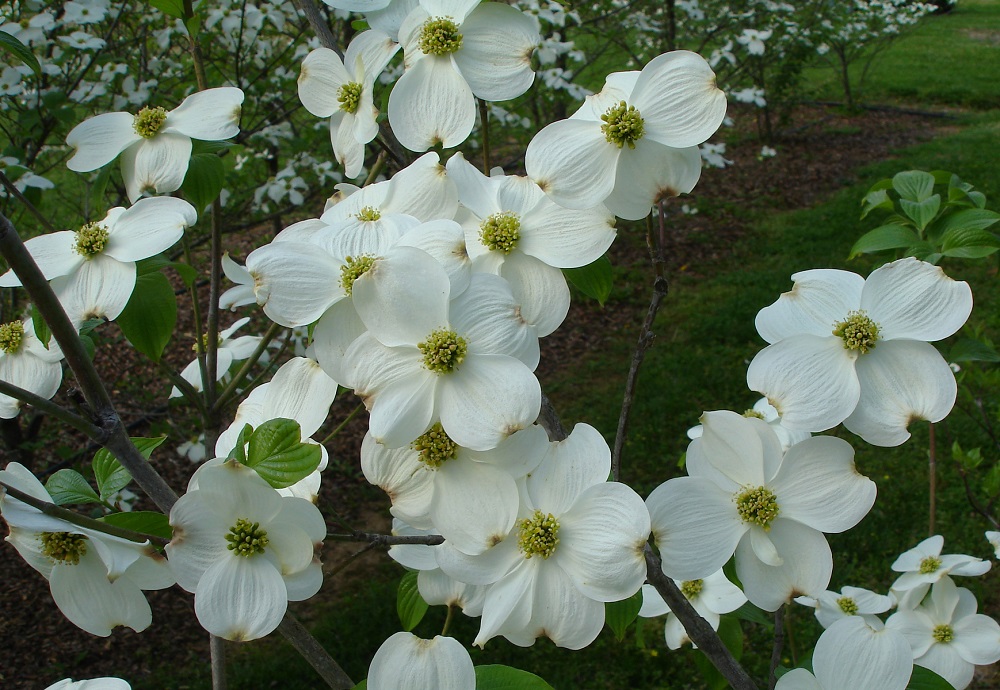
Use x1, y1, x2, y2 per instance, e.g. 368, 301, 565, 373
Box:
0, 103, 950, 689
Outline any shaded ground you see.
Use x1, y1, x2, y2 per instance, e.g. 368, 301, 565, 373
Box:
0, 102, 947, 688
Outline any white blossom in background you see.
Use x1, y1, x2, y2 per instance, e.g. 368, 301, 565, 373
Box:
731, 87, 767, 108
794, 585, 894, 629
45, 678, 130, 690
748, 257, 973, 446
436, 424, 651, 649
298, 31, 400, 177
648, 411, 876, 611
686, 397, 810, 452
638, 569, 746, 649
887, 576, 1000, 689
760, 145, 777, 159
0, 197, 197, 323
367, 632, 475, 690
65, 86, 244, 202
166, 461, 325, 641
700, 141, 732, 168
388, 0, 540, 151
446, 152, 616, 335
776, 617, 912, 690
169, 317, 262, 399
736, 28, 773, 55
526, 51, 727, 220
178, 433, 208, 463
0, 316, 64, 419
889, 535, 990, 609
987, 531, 1000, 559
0, 463, 175, 637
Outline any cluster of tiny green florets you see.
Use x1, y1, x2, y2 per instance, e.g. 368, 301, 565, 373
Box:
225, 518, 270, 557
919, 555, 943, 574
411, 423, 459, 468
837, 596, 859, 616
356, 206, 382, 222
518, 510, 560, 559
734, 485, 779, 529
833, 310, 880, 354
340, 255, 377, 295
338, 82, 363, 114
418, 328, 468, 374
0, 320, 25, 354
480, 211, 521, 254
601, 101, 645, 149
932, 623, 954, 644
418, 17, 463, 55
133, 105, 168, 138
40, 531, 88, 565
680, 579, 704, 599
74, 222, 110, 258
192, 333, 224, 354
742, 409, 765, 420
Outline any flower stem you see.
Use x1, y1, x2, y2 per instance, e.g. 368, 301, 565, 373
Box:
442, 604, 456, 636
929, 421, 937, 535
321, 403, 363, 445
768, 605, 785, 690
478, 98, 491, 174
213, 321, 283, 413
211, 634, 228, 690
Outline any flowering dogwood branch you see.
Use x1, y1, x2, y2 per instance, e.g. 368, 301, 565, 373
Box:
327, 531, 445, 546
0, 378, 100, 438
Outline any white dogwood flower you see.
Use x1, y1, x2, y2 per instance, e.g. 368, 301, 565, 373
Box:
638, 569, 746, 649
367, 632, 475, 690
647, 411, 876, 611
170, 317, 262, 399
748, 257, 973, 446
166, 460, 325, 641
526, 52, 726, 219
66, 86, 244, 202
889, 535, 990, 609
45, 678, 131, 690
0, 316, 64, 419
794, 586, 894, 629
687, 397, 810, 452
0, 197, 197, 322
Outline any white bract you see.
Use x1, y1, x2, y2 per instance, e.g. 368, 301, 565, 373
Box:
367, 632, 475, 690
45, 679, 131, 690
776, 617, 912, 690
166, 461, 325, 641
65, 86, 244, 202
794, 585, 894, 629
638, 569, 746, 649
647, 410, 876, 611
889, 535, 990, 609
886, 576, 1000, 689
686, 397, 810, 452
170, 317, 262, 399
0, 462, 174, 637
436, 423, 651, 649
388, 0, 540, 151
748, 257, 973, 446
987, 530, 1000, 559
525, 51, 726, 220
0, 316, 64, 419
0, 197, 197, 322
298, 31, 400, 177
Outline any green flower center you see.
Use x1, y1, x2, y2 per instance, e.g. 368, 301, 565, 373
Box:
480, 211, 521, 254
411, 422, 458, 468
932, 624, 954, 644
418, 328, 468, 374
0, 321, 25, 354
837, 596, 859, 616
356, 206, 382, 222
734, 486, 779, 529
742, 409, 765, 420
74, 222, 109, 258
601, 101, 645, 149
680, 579, 704, 599
919, 555, 942, 574
340, 255, 377, 295
833, 310, 880, 354
225, 517, 269, 557
192, 333, 223, 354
133, 105, 168, 138
338, 82, 363, 115
518, 510, 560, 559
418, 17, 463, 56
40, 532, 88, 565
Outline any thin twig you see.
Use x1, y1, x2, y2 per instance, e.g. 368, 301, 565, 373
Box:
928, 421, 937, 536
769, 606, 785, 690
478, 98, 491, 173
0, 379, 101, 437
326, 531, 444, 546
321, 403, 363, 445
290, 0, 342, 55
213, 321, 282, 412
0, 171, 57, 233
211, 635, 228, 690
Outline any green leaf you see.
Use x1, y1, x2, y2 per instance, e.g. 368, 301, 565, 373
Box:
892, 170, 935, 202
148, 0, 186, 18
940, 226, 1000, 259
860, 188, 893, 219
184, 12, 202, 37
849, 225, 921, 258
30, 304, 51, 349
949, 337, 1000, 363
350, 19, 370, 30
935, 208, 1000, 234
181, 153, 225, 213
0, 30, 41, 75
244, 418, 322, 489
45, 469, 101, 506
899, 195, 940, 231
88, 164, 113, 215
101, 510, 173, 541
605, 590, 643, 641
968, 190, 987, 208
93, 436, 166, 501
563, 254, 612, 306
475, 665, 554, 690
732, 601, 773, 627
352, 682, 367, 690
192, 140, 234, 156
906, 665, 955, 689
396, 571, 428, 631
229, 423, 254, 464
116, 271, 177, 362
136, 254, 197, 287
